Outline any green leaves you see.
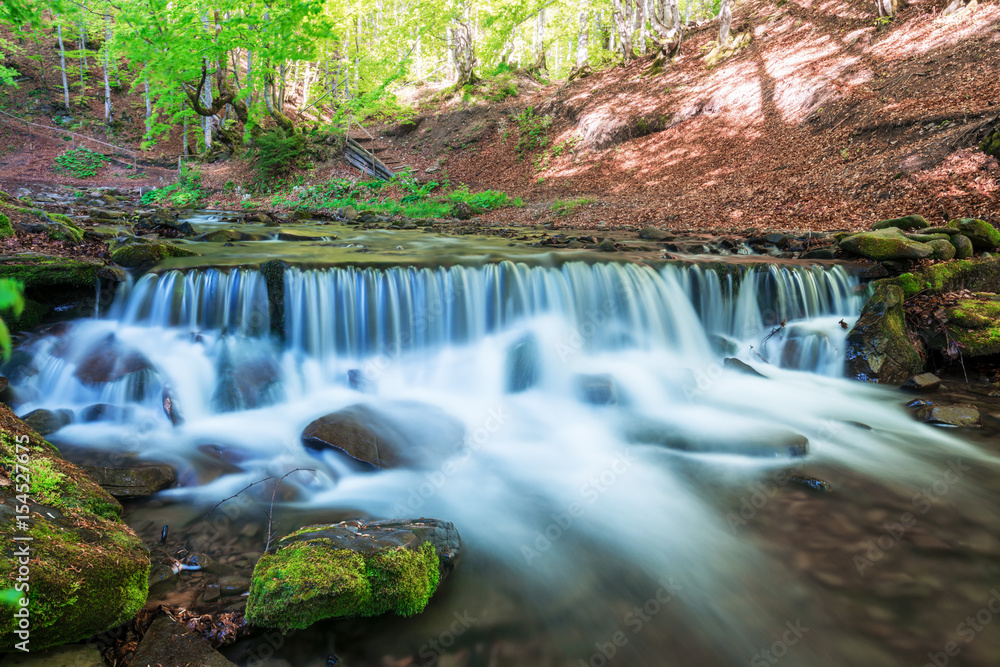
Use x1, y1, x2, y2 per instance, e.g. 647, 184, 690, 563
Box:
53, 147, 108, 178
0, 279, 25, 361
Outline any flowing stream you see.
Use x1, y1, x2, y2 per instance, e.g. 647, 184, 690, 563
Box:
8, 259, 1000, 666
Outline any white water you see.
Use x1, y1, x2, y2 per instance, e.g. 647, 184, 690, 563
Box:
8, 260, 995, 665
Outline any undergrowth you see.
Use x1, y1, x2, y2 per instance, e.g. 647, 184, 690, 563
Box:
139, 165, 204, 207
53, 147, 107, 178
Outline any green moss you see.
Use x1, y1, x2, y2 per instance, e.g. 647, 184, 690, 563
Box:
0, 212, 12, 239
246, 540, 440, 631
109, 241, 198, 269
0, 256, 102, 289
0, 404, 148, 651
839, 229, 933, 260
895, 272, 923, 298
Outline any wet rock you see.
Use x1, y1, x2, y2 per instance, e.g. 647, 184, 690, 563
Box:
212, 350, 282, 412
21, 408, 73, 435
87, 208, 125, 220
202, 583, 221, 603
135, 216, 196, 237
839, 228, 933, 261
79, 464, 176, 498
902, 373, 941, 393
506, 335, 540, 393
787, 474, 832, 493
871, 214, 930, 231
347, 368, 376, 393
928, 239, 956, 261
952, 234, 974, 259
130, 616, 236, 667
625, 417, 808, 457
724, 357, 766, 377
3, 644, 105, 666
914, 403, 981, 427
218, 575, 251, 596
80, 403, 133, 422
801, 247, 836, 260
301, 401, 465, 468
844, 283, 923, 384
638, 227, 671, 241
598, 240, 617, 252
74, 334, 153, 386
108, 237, 199, 269
763, 232, 787, 246
948, 218, 1000, 251
0, 404, 149, 652
338, 205, 358, 221
246, 518, 461, 631
194, 229, 243, 243
574, 374, 618, 405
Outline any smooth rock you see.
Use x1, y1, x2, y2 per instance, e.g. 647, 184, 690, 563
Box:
74, 334, 153, 386
79, 464, 176, 498
638, 227, 671, 241
301, 401, 465, 468
871, 214, 930, 231
625, 417, 808, 458
724, 357, 766, 377
574, 374, 618, 405
839, 229, 933, 261
914, 403, 981, 427
130, 616, 236, 667
506, 335, 540, 393
928, 239, 956, 261
952, 234, 974, 259
21, 408, 73, 435
948, 218, 1000, 251
902, 373, 941, 393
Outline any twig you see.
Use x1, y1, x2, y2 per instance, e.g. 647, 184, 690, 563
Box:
264, 468, 316, 552
760, 320, 786, 354
202, 477, 273, 522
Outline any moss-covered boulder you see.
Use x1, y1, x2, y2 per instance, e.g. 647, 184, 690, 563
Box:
0, 254, 103, 288
952, 234, 974, 259
845, 283, 923, 383
871, 214, 930, 231
948, 219, 1000, 251
108, 238, 199, 269
246, 518, 461, 632
890, 256, 1000, 296
928, 296, 1000, 357
0, 403, 149, 651
839, 228, 933, 261
928, 239, 956, 261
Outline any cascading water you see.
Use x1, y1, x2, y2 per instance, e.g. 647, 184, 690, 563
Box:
7, 260, 999, 666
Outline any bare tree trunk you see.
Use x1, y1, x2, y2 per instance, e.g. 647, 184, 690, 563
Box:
576, 0, 590, 70
718, 0, 732, 48
453, 11, 478, 86
144, 72, 152, 136
246, 50, 253, 106
102, 13, 112, 124
533, 8, 547, 72
611, 0, 636, 63
183, 116, 189, 156
877, 0, 898, 16
56, 21, 70, 110
648, 0, 681, 60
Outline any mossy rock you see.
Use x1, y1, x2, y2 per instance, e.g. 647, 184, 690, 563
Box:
0, 403, 149, 651
922, 298, 1000, 358
947, 218, 1000, 251
108, 239, 199, 269
905, 233, 951, 243
0, 255, 103, 289
871, 214, 929, 231
928, 239, 956, 261
844, 283, 923, 383
246, 518, 461, 632
839, 228, 933, 261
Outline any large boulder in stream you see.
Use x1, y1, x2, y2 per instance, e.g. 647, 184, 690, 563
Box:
0, 403, 149, 651
844, 283, 923, 384
301, 401, 465, 468
108, 237, 199, 269
246, 518, 460, 631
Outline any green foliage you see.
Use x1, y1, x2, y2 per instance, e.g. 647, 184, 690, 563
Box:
256, 129, 308, 181
53, 147, 107, 178
448, 186, 521, 212
551, 197, 594, 216
535, 137, 579, 171
0, 212, 12, 239
512, 106, 552, 157
0, 279, 25, 360
139, 165, 204, 207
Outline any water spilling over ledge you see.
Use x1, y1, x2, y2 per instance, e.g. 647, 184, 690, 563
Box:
6, 259, 1000, 666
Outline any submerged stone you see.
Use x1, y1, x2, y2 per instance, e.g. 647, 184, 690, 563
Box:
574, 373, 619, 405
638, 227, 672, 241
844, 283, 923, 384
624, 417, 808, 458
506, 335, 541, 393
0, 404, 149, 652
724, 357, 766, 377
80, 464, 176, 498
246, 518, 460, 631
130, 616, 236, 667
20, 407, 73, 435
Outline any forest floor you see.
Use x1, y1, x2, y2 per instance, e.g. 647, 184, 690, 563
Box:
0, 0, 998, 239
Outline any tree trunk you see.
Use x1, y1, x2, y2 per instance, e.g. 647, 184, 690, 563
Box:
611, 0, 636, 63
533, 8, 547, 73
453, 13, 478, 87
648, 0, 682, 61
576, 0, 590, 70
718, 0, 732, 48
56, 21, 70, 110
102, 13, 112, 124
183, 116, 189, 156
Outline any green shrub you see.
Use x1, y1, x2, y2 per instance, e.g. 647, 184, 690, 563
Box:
139, 165, 204, 207
512, 107, 552, 157
0, 213, 12, 239
551, 197, 594, 216
256, 129, 307, 180
53, 147, 107, 178
0, 279, 25, 360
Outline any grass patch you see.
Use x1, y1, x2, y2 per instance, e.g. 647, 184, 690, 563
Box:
53, 147, 107, 178
551, 197, 594, 216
